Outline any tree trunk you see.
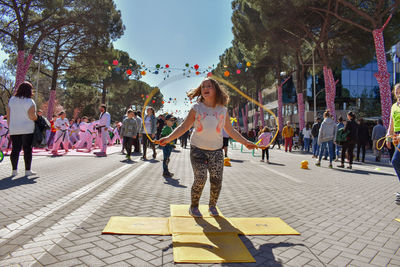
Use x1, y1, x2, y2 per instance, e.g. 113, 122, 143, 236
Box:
323, 66, 336, 120
259, 91, 265, 128
295, 53, 306, 131
102, 82, 107, 104
15, 50, 34, 91
373, 28, 392, 129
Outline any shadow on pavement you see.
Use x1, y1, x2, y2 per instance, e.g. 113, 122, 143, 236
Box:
0, 176, 39, 190
267, 162, 285, 166
229, 159, 245, 163
334, 168, 394, 176
120, 159, 137, 164
163, 177, 187, 188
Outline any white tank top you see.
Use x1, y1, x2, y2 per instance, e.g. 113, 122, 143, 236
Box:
8, 96, 35, 135
190, 102, 227, 150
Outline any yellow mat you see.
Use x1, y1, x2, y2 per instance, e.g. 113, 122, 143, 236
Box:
172, 233, 255, 263
396, 219, 400, 223
170, 204, 224, 218
170, 217, 239, 234
102, 217, 170, 235
228, 217, 300, 235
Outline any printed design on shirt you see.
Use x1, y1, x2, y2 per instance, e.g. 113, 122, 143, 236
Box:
195, 114, 204, 132
393, 110, 400, 127
195, 106, 225, 133
216, 114, 225, 133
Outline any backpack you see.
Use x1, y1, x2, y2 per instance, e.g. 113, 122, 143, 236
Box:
311, 123, 319, 137
336, 127, 349, 145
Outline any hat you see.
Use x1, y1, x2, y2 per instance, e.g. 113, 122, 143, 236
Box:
165, 114, 174, 121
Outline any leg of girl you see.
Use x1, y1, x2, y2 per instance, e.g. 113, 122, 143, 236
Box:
391, 144, 400, 205
266, 147, 270, 163
190, 147, 208, 217
208, 149, 224, 215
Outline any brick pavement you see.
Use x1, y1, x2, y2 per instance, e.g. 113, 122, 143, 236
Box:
0, 144, 399, 266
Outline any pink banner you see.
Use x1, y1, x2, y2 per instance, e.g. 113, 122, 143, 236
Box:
373, 28, 392, 129
297, 92, 305, 130
323, 66, 336, 120
259, 91, 265, 128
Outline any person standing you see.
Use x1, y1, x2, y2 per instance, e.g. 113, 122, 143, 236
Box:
120, 109, 138, 161
315, 110, 337, 168
302, 123, 312, 153
133, 111, 142, 153
356, 118, 370, 163
156, 114, 165, 140
282, 121, 294, 152
311, 117, 322, 158
140, 107, 157, 160
51, 111, 69, 155
338, 111, 358, 169
271, 128, 281, 149
258, 126, 272, 163
372, 119, 386, 162
95, 104, 110, 157
46, 115, 58, 150
7, 81, 37, 177
335, 116, 345, 161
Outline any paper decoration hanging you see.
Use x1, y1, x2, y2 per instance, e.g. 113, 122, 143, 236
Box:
246, 62, 251, 67
113, 60, 118, 65
126, 69, 132, 75
224, 71, 230, 77
194, 64, 199, 70
236, 70, 241, 74
165, 64, 169, 68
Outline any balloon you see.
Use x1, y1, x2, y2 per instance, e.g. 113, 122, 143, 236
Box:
141, 71, 146, 76
104, 60, 109, 65
195, 71, 200, 75
126, 69, 132, 75
236, 69, 241, 74
224, 71, 230, 77
207, 72, 213, 77
174, 98, 176, 100
156, 64, 160, 68
162, 101, 165, 104
169, 98, 172, 100
113, 60, 118, 65
165, 64, 169, 68
223, 65, 228, 68
141, 94, 144, 98
155, 71, 159, 74
237, 63, 242, 69
146, 95, 149, 98
246, 61, 251, 67
194, 64, 199, 70
152, 100, 155, 104
185, 63, 189, 67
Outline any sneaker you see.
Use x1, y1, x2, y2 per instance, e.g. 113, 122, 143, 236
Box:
328, 164, 333, 169
267, 160, 270, 164
315, 162, 321, 167
163, 172, 174, 178
11, 170, 17, 177
126, 156, 132, 161
189, 206, 202, 217
396, 193, 400, 205
347, 165, 352, 169
337, 164, 345, 168
209, 206, 219, 217
96, 152, 107, 157
260, 159, 264, 162
141, 156, 147, 160
125, 154, 129, 159
25, 170, 37, 176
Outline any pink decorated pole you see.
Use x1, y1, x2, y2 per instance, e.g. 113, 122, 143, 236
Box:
245, 103, 249, 132
259, 91, 265, 128
373, 27, 392, 129
323, 66, 336, 120
253, 111, 259, 128
241, 107, 247, 133
15, 51, 34, 91
47, 90, 57, 120
297, 92, 305, 130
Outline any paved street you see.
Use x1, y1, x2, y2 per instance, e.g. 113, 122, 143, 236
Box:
0, 144, 399, 267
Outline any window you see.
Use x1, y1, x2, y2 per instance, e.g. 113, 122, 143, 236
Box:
350, 72, 358, 86
357, 71, 365, 86
342, 70, 350, 86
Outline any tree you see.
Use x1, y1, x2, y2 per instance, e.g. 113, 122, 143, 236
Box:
313, 0, 400, 128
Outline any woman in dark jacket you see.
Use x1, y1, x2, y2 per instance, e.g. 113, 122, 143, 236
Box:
356, 118, 370, 162
338, 111, 358, 169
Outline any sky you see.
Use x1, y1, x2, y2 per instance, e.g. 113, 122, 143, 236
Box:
113, 0, 234, 117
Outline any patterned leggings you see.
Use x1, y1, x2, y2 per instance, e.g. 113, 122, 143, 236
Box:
190, 146, 224, 207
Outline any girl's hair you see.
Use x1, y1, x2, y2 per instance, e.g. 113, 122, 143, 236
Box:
323, 109, 331, 118
127, 109, 134, 114
261, 126, 270, 133
187, 78, 229, 105
58, 111, 65, 116
147, 106, 155, 115
15, 81, 33, 98
393, 83, 400, 100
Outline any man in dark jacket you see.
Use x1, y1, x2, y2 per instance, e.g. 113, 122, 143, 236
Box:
311, 117, 322, 158
338, 111, 358, 169
356, 118, 370, 162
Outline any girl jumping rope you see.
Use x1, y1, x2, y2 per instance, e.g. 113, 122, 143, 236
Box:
159, 78, 257, 217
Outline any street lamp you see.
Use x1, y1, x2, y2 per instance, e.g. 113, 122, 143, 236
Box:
282, 29, 317, 118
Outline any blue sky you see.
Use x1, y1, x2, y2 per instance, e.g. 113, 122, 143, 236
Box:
113, 0, 234, 116
0, 0, 234, 117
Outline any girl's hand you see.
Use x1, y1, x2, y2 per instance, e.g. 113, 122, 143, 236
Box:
244, 141, 258, 150
159, 137, 170, 146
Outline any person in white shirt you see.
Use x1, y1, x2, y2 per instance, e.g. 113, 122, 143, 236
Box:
302, 123, 312, 153
52, 111, 69, 155
7, 82, 38, 177
95, 104, 111, 157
